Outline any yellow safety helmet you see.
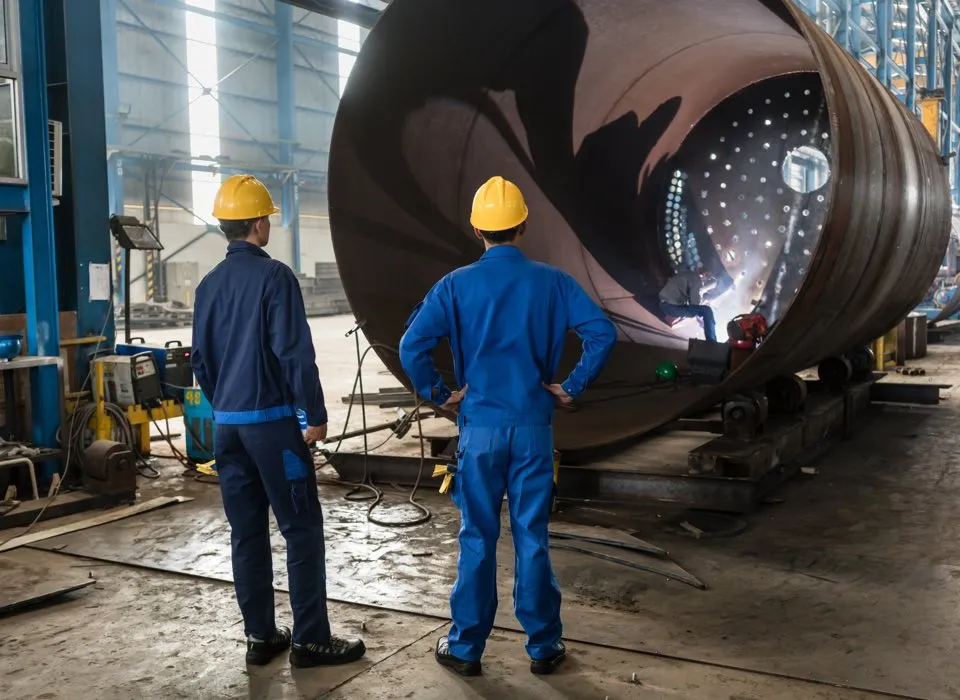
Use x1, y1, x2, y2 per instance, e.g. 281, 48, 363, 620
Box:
470, 176, 528, 232
212, 174, 280, 220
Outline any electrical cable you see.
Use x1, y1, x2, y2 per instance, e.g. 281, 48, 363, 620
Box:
149, 401, 219, 484
323, 336, 433, 528
159, 381, 217, 462
65, 398, 156, 478
0, 303, 116, 548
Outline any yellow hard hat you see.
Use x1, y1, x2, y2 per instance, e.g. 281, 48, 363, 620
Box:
470, 176, 528, 232
212, 174, 280, 220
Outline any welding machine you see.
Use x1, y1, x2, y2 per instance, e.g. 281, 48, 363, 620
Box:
92, 353, 164, 408
116, 339, 193, 400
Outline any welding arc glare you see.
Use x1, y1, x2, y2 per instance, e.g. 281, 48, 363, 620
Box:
661, 73, 831, 337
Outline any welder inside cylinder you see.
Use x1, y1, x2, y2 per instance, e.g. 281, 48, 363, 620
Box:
659, 72, 832, 338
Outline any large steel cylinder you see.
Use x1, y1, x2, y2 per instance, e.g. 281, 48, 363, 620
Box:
328, 0, 951, 455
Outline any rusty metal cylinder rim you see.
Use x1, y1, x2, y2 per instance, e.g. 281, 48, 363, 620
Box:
328, 0, 951, 454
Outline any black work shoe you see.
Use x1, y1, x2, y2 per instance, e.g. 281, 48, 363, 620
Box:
289, 636, 366, 668
435, 636, 481, 677
530, 641, 567, 675
246, 626, 292, 665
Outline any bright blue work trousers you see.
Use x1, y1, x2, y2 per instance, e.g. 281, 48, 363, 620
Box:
448, 425, 562, 662
215, 417, 331, 645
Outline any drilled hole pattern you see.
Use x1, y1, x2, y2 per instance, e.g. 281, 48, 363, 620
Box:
661, 73, 831, 328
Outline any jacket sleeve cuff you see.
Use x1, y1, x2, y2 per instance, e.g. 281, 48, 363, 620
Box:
431, 383, 452, 406
560, 379, 583, 399
306, 407, 328, 427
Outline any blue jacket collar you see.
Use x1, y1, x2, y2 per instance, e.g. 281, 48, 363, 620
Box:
480, 245, 525, 261
226, 240, 270, 258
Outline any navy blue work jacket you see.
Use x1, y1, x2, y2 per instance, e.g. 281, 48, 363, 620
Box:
399, 245, 617, 427
191, 241, 327, 426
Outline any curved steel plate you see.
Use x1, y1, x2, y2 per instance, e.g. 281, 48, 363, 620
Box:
329, 0, 950, 454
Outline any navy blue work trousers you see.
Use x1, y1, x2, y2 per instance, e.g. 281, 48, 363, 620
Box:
215, 418, 331, 645
660, 302, 717, 342
448, 425, 562, 662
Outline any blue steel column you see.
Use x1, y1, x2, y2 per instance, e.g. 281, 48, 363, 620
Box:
945, 19, 954, 162
955, 41, 960, 203
102, 0, 122, 215
877, 0, 892, 88
907, 0, 918, 111
276, 3, 300, 272
851, 0, 863, 60
65, 0, 116, 349
841, 0, 853, 52
19, 0, 61, 450
929, 0, 940, 92
102, 0, 125, 308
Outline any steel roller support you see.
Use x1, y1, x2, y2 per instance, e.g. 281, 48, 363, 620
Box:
328, 0, 951, 455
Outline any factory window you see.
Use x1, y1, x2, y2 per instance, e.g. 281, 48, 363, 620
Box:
782, 146, 830, 194
0, 0, 23, 182
184, 0, 221, 224
337, 20, 361, 95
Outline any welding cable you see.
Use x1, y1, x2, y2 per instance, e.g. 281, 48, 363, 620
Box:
149, 403, 215, 482
325, 340, 433, 528
159, 381, 219, 483
63, 398, 158, 479
0, 304, 115, 548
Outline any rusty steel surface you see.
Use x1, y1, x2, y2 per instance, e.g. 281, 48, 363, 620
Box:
328, 0, 951, 455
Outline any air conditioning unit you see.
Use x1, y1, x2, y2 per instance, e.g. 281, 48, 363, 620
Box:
49, 119, 63, 200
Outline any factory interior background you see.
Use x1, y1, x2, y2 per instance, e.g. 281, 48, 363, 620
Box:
3, 0, 960, 699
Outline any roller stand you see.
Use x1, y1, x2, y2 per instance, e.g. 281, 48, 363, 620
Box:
721, 392, 769, 440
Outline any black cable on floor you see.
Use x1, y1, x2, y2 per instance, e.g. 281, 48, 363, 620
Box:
329, 337, 432, 528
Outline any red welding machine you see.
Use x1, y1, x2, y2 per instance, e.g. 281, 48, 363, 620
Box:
727, 313, 769, 349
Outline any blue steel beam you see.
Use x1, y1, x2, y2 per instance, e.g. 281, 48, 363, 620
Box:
955, 16, 960, 198
276, 3, 301, 272
116, 70, 340, 117
115, 122, 332, 162
210, 93, 282, 164
116, 0, 283, 166
142, 0, 358, 57
100, 0, 126, 322
946, 18, 955, 157
102, 0, 124, 219
283, 0, 380, 29
112, 148, 330, 183
878, 0, 892, 87
852, 0, 863, 59
112, 21, 345, 83
908, 0, 919, 110
929, 0, 940, 90
19, 0, 62, 452
61, 0, 116, 349
842, 0, 853, 51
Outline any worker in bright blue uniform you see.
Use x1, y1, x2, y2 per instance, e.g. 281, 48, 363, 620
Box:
191, 174, 365, 669
399, 176, 617, 677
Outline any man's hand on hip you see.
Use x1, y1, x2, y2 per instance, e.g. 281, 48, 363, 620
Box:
438, 385, 468, 417
543, 383, 574, 407
304, 424, 327, 444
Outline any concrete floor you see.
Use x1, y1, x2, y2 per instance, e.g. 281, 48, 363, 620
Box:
2, 315, 960, 699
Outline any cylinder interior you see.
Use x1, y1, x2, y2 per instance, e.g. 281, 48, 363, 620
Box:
329, 0, 947, 452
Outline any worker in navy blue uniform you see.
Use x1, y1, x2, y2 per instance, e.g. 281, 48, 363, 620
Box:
191, 174, 365, 669
399, 176, 617, 677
